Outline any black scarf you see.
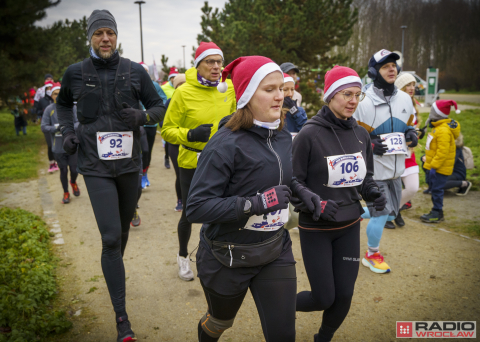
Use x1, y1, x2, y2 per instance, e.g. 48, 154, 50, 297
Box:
322, 106, 355, 130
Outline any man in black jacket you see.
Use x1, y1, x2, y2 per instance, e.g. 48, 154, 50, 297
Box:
57, 9, 165, 342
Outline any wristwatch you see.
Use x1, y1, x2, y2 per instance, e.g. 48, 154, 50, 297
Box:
243, 199, 252, 215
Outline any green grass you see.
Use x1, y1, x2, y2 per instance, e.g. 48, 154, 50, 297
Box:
455, 101, 480, 107
444, 90, 480, 95
0, 110, 46, 182
415, 108, 480, 190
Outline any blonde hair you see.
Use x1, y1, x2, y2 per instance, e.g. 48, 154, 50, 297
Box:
401, 84, 420, 127
225, 106, 285, 132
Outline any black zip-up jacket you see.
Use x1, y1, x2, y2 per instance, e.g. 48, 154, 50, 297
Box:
293, 106, 378, 228
57, 52, 165, 177
38, 95, 53, 116
186, 123, 292, 244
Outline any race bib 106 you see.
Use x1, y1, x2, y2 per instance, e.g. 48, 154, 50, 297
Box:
380, 132, 408, 155
243, 209, 289, 231
96, 132, 133, 160
326, 152, 367, 188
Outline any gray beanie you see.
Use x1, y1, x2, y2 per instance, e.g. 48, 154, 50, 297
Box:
87, 10, 118, 42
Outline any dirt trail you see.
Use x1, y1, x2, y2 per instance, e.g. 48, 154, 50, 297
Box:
1, 143, 479, 342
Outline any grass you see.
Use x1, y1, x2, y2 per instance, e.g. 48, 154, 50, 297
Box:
455, 101, 480, 107
415, 108, 480, 191
444, 90, 480, 95
0, 110, 46, 182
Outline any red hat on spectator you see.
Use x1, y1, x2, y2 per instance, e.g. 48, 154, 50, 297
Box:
432, 100, 461, 117
194, 42, 223, 68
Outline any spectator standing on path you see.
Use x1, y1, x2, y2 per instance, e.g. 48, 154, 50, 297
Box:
282, 72, 307, 132
353, 49, 418, 274
281, 62, 302, 105
11, 106, 27, 136
56, 9, 166, 342
161, 42, 236, 282
41, 82, 80, 204
421, 100, 461, 223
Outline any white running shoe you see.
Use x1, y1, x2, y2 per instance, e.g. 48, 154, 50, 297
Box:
177, 254, 194, 281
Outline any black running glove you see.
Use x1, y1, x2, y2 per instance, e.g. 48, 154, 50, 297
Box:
121, 102, 147, 128
405, 129, 419, 148
283, 97, 299, 116
320, 200, 344, 221
187, 124, 213, 143
291, 180, 322, 221
366, 187, 387, 211
248, 185, 292, 216
63, 133, 79, 155
371, 138, 388, 156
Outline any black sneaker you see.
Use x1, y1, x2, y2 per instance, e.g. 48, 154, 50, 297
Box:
420, 210, 444, 223
164, 155, 171, 169
384, 221, 396, 229
423, 189, 431, 194
116, 317, 137, 342
456, 181, 472, 196
395, 212, 405, 227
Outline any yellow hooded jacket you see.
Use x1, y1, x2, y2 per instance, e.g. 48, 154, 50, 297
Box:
424, 119, 461, 176
161, 67, 236, 169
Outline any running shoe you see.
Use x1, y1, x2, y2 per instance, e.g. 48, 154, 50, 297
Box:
70, 181, 80, 196
362, 251, 391, 273
174, 199, 183, 212
164, 155, 171, 169
394, 212, 405, 227
420, 210, 444, 223
145, 172, 151, 187
177, 254, 194, 281
141, 174, 147, 189
48, 163, 56, 173
62, 192, 70, 204
116, 316, 137, 342
400, 201, 412, 211
384, 221, 395, 229
456, 181, 472, 196
52, 162, 59, 172
131, 210, 141, 227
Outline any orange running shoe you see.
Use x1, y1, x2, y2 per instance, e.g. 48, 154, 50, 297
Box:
362, 251, 391, 273
70, 181, 80, 196
62, 192, 70, 204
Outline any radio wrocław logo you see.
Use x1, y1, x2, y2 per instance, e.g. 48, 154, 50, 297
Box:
397, 321, 476, 338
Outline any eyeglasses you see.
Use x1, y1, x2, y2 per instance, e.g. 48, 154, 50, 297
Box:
339, 91, 365, 102
204, 59, 224, 67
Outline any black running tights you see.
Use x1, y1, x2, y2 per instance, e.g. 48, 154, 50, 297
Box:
143, 126, 157, 170
199, 265, 297, 342
296, 222, 360, 342
168, 143, 181, 200
178, 167, 196, 257
83, 172, 138, 318
56, 155, 78, 193
43, 132, 54, 161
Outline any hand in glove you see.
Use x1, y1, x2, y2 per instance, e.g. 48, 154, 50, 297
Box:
63, 133, 80, 155
405, 129, 418, 148
120, 102, 147, 128
371, 138, 388, 156
248, 185, 292, 216
283, 97, 299, 116
187, 124, 213, 143
367, 187, 387, 211
319, 200, 344, 221
291, 181, 323, 221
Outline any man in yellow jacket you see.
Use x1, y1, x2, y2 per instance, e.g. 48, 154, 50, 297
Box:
161, 42, 236, 281
161, 67, 178, 99
421, 100, 461, 223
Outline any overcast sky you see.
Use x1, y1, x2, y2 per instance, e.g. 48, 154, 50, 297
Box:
38, 0, 227, 67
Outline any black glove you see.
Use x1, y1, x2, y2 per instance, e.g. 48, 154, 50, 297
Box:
187, 124, 213, 143
418, 126, 427, 140
320, 200, 344, 221
120, 102, 147, 128
291, 181, 322, 221
283, 97, 299, 116
63, 133, 79, 155
366, 187, 387, 211
371, 138, 388, 156
248, 185, 292, 216
291, 196, 310, 213
405, 129, 418, 148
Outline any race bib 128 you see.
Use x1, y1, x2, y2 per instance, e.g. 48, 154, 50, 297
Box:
379, 132, 408, 155
96, 132, 133, 160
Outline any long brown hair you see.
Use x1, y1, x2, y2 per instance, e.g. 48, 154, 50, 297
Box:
225, 106, 285, 132
401, 84, 420, 127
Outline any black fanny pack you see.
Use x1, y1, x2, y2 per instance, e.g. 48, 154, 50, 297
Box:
203, 228, 284, 268
182, 144, 203, 153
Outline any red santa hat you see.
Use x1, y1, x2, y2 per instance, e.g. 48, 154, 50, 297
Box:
50, 82, 61, 93
217, 56, 283, 109
432, 100, 461, 117
139, 62, 149, 73
194, 42, 223, 68
44, 80, 53, 87
323, 65, 362, 103
283, 73, 295, 84
168, 67, 179, 80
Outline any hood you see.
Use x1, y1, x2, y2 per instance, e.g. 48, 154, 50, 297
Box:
432, 118, 461, 139
186, 67, 215, 89
364, 84, 398, 106
306, 106, 359, 130
218, 113, 233, 130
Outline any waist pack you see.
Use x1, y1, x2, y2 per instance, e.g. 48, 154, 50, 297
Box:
203, 228, 284, 268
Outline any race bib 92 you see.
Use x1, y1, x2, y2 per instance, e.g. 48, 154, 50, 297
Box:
96, 132, 133, 160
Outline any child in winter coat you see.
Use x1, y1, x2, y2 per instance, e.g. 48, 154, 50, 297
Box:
421, 100, 461, 223
11, 106, 27, 135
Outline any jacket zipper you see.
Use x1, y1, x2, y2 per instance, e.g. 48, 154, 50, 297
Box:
267, 130, 283, 185
103, 67, 116, 177
386, 95, 397, 179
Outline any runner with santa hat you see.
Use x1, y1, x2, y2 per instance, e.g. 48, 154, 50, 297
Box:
161, 66, 179, 99
161, 42, 236, 281
186, 55, 322, 342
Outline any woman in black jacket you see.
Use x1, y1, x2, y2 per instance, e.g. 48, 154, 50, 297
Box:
186, 56, 322, 342
292, 66, 386, 342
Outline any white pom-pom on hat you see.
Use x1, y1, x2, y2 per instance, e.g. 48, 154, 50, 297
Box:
217, 82, 228, 93
455, 109, 461, 114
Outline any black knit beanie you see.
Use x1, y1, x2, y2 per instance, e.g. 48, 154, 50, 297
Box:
87, 10, 118, 42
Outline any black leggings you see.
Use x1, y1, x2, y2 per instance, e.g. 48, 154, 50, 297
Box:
168, 144, 181, 200
143, 126, 157, 170
54, 153, 78, 193
178, 167, 196, 256
297, 222, 360, 342
83, 172, 138, 318
199, 265, 297, 342
44, 132, 54, 161
444, 174, 464, 190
